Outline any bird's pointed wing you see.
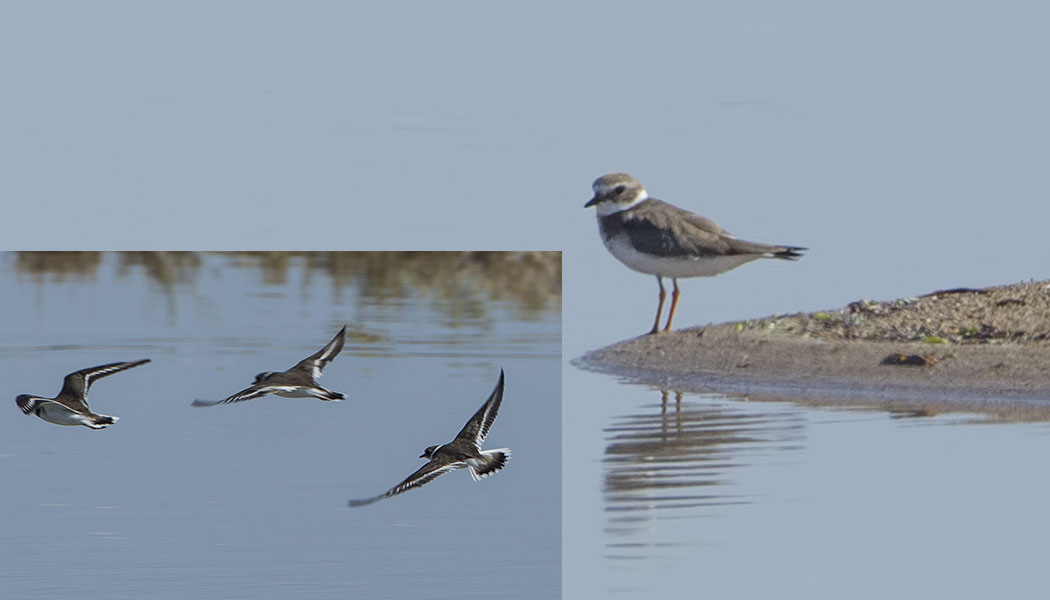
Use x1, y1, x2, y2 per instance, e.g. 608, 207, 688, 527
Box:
16, 395, 53, 415
291, 325, 347, 379
348, 460, 460, 507
191, 383, 294, 407
58, 359, 151, 410
453, 370, 505, 446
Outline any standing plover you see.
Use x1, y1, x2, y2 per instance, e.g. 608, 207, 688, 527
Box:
349, 370, 510, 507
193, 325, 348, 406
16, 360, 151, 429
585, 173, 806, 334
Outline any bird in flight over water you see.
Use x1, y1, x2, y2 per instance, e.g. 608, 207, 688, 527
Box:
16, 360, 151, 429
349, 369, 510, 507
193, 325, 348, 407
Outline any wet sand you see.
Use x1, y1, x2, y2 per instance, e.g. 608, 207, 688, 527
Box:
579, 280, 1050, 420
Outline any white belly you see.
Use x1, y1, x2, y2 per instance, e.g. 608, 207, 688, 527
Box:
602, 234, 761, 279
36, 404, 102, 427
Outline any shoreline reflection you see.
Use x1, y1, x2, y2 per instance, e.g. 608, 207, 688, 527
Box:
10, 251, 561, 322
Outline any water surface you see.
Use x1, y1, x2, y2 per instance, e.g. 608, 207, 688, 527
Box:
563, 365, 1050, 598
1, 251, 561, 600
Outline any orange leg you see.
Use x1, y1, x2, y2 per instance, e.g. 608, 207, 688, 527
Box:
663, 278, 681, 332
649, 276, 666, 335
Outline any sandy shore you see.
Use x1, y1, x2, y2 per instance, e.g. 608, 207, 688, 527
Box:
578, 280, 1050, 420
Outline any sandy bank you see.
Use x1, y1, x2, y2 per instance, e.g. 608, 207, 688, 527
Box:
579, 280, 1050, 419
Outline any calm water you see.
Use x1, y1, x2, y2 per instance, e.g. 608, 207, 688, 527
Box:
0, 252, 561, 600
565, 327, 1050, 599
569, 381, 1050, 598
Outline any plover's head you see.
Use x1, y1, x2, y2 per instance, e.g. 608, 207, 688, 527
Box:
420, 445, 439, 459
253, 371, 277, 384
584, 172, 648, 216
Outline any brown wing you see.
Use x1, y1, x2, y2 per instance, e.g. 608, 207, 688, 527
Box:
617, 199, 803, 258
57, 360, 151, 410
452, 370, 505, 446
290, 325, 347, 379
348, 459, 462, 507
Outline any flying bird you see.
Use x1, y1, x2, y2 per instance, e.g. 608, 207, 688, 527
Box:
16, 360, 151, 429
349, 370, 510, 507
193, 325, 347, 407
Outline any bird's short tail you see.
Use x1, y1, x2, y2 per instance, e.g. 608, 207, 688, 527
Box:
469, 448, 511, 481
88, 415, 118, 429
773, 246, 807, 260
322, 390, 346, 402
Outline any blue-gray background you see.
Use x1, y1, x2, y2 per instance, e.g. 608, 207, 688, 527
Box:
3, 1, 1048, 598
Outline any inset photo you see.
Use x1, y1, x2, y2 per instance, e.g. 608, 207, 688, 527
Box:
1, 251, 561, 599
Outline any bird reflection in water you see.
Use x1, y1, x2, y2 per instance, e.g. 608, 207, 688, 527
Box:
603, 388, 804, 559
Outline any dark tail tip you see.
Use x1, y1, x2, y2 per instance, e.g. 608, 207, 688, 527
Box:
493, 452, 508, 471
775, 246, 807, 260
476, 450, 510, 478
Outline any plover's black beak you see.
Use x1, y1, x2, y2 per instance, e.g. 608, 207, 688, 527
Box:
584, 196, 599, 208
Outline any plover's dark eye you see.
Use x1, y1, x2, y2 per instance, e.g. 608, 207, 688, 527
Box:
613, 185, 626, 195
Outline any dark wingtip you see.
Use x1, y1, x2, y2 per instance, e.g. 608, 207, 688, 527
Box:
15, 395, 36, 415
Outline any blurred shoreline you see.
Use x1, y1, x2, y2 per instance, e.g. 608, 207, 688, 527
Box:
8, 251, 561, 318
